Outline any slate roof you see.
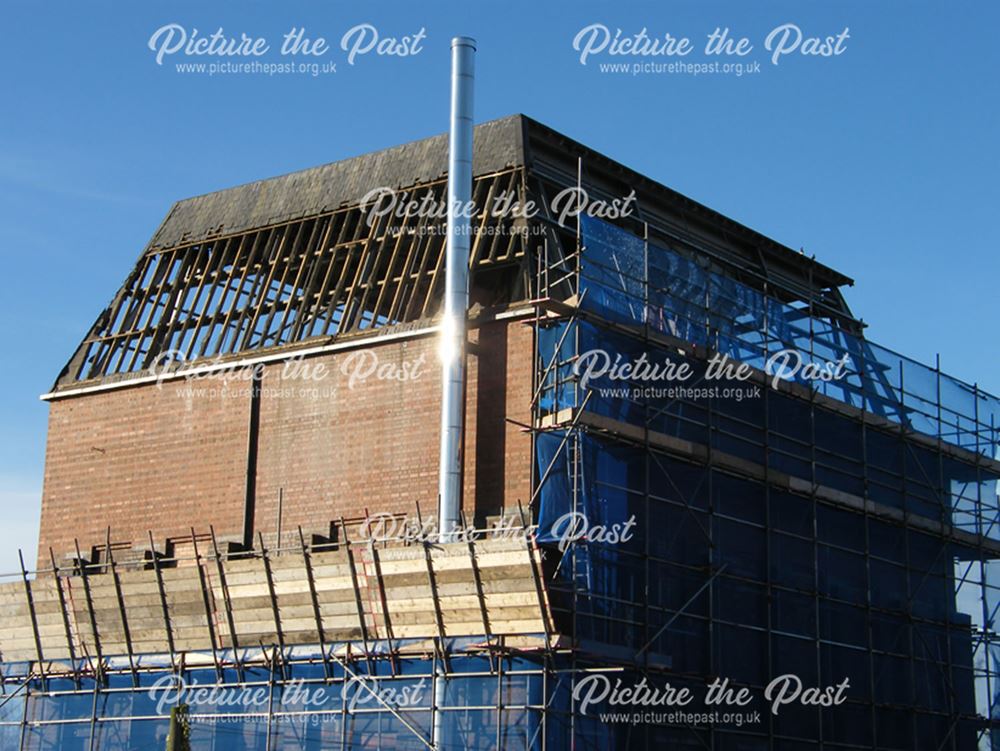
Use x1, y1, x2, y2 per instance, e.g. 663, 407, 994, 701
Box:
149, 115, 526, 250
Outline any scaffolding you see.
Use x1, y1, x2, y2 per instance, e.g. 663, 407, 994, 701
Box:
523, 189, 1000, 748
0, 514, 564, 750
16, 126, 1000, 747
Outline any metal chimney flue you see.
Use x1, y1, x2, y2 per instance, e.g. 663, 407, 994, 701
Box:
438, 36, 476, 544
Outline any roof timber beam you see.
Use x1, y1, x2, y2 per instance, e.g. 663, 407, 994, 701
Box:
53, 170, 529, 390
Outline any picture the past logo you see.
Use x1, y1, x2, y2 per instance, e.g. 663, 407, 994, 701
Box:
573, 674, 851, 717
572, 23, 850, 68
358, 185, 637, 229
147, 23, 426, 69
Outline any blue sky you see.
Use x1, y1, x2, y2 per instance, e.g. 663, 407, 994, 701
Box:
1, 0, 997, 572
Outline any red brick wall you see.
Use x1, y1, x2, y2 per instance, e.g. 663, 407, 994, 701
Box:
38, 319, 534, 562
251, 319, 534, 543
38, 377, 251, 562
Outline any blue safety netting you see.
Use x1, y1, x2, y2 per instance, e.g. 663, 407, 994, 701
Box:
0, 648, 550, 751
536, 312, 1000, 537
535, 429, 650, 651
577, 215, 1000, 457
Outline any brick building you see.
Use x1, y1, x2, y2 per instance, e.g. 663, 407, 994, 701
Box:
1, 115, 999, 749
